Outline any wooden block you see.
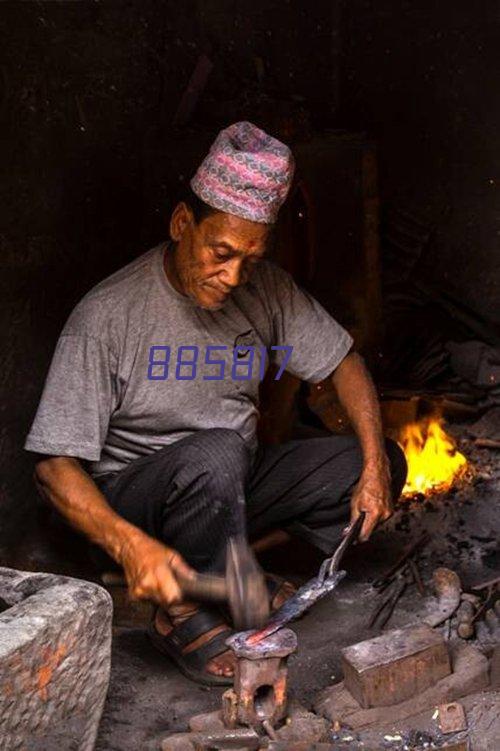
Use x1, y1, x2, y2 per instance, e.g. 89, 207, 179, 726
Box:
341, 623, 451, 708
438, 701, 467, 733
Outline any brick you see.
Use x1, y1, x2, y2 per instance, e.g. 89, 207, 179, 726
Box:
438, 701, 467, 733
341, 623, 451, 708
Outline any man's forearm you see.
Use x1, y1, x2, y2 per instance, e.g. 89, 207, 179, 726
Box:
34, 456, 145, 565
35, 456, 194, 606
330, 351, 393, 539
330, 351, 387, 467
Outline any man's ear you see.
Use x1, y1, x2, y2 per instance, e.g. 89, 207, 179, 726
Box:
170, 202, 194, 242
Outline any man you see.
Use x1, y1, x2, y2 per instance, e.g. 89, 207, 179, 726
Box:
25, 122, 407, 685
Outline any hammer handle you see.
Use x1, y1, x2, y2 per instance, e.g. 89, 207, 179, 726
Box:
175, 571, 228, 603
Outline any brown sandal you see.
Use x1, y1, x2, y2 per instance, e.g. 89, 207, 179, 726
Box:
148, 606, 234, 686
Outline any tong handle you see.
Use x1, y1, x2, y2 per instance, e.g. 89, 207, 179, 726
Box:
327, 511, 366, 576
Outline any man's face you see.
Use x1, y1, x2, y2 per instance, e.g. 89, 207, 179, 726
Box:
168, 202, 271, 310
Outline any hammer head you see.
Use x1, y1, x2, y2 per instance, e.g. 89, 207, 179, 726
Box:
226, 536, 270, 631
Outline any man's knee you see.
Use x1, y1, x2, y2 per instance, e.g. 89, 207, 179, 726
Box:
184, 428, 250, 495
309, 433, 407, 501
385, 437, 408, 499
199, 428, 250, 471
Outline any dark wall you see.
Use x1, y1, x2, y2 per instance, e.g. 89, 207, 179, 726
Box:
340, 1, 500, 331
1, 1, 338, 565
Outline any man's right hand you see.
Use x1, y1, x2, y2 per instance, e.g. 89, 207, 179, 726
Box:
119, 531, 196, 608
33, 457, 197, 608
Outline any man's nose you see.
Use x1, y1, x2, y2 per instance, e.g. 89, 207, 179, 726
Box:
221, 258, 244, 288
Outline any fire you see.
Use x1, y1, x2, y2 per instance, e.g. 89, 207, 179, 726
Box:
398, 417, 468, 496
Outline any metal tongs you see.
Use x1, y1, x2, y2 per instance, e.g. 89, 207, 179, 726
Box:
245, 512, 366, 645
317, 511, 366, 585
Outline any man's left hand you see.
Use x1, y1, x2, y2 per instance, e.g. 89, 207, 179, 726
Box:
350, 458, 393, 542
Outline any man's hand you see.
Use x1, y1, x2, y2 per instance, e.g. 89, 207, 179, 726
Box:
119, 531, 196, 608
350, 457, 393, 542
33, 456, 197, 608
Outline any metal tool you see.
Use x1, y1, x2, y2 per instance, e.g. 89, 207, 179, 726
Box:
372, 531, 429, 591
368, 566, 413, 629
175, 535, 270, 631
245, 512, 365, 646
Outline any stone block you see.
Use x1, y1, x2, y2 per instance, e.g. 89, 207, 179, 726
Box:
316, 641, 488, 730
342, 623, 451, 708
0, 566, 112, 751
188, 709, 225, 733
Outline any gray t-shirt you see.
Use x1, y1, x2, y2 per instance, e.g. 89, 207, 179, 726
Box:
24, 242, 353, 477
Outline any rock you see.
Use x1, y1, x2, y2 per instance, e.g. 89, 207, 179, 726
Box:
188, 709, 225, 733
490, 645, 500, 687
0, 567, 112, 751
160, 732, 196, 751
276, 702, 329, 743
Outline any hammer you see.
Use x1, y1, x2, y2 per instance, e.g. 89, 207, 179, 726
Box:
174, 535, 270, 630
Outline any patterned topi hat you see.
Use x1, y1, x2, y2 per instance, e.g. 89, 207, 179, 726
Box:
190, 121, 295, 224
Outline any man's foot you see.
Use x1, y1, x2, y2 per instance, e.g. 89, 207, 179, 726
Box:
267, 574, 297, 610
153, 576, 297, 681
155, 603, 235, 678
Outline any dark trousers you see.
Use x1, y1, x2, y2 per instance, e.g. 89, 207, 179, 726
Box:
94, 429, 407, 574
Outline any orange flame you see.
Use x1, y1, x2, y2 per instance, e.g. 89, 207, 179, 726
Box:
398, 417, 468, 496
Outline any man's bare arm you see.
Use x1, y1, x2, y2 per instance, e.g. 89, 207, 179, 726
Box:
34, 456, 194, 604
330, 351, 393, 541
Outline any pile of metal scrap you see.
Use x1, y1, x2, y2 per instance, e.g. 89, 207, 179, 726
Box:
452, 575, 500, 646
367, 534, 500, 650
